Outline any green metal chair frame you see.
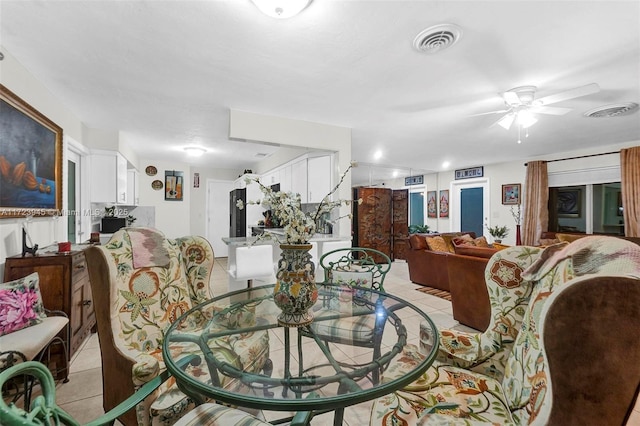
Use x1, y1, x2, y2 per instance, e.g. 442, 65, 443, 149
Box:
0, 357, 193, 426
305, 247, 392, 384
319, 247, 391, 292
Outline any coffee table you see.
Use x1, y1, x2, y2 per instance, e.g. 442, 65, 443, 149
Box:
163, 284, 438, 425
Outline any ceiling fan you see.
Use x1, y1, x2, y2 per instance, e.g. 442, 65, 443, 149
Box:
476, 83, 601, 141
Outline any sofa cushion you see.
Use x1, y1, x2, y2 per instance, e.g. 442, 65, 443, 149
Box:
425, 236, 449, 253
453, 245, 498, 259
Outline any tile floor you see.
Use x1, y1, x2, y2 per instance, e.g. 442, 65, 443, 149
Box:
55, 258, 640, 425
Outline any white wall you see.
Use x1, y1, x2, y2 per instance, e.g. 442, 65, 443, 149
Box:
136, 159, 192, 239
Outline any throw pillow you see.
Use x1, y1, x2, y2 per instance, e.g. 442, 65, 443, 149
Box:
538, 238, 561, 247
452, 235, 476, 247
441, 234, 462, 253
474, 236, 489, 247
425, 236, 449, 253
556, 233, 586, 243
0, 272, 46, 336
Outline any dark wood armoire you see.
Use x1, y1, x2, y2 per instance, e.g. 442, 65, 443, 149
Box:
352, 187, 408, 261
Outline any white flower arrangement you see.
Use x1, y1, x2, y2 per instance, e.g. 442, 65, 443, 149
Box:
237, 162, 360, 244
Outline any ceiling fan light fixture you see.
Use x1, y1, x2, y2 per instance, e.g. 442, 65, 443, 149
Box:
251, 0, 312, 19
517, 110, 537, 128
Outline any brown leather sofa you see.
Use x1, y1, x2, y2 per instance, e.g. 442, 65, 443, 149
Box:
406, 232, 498, 331
406, 232, 470, 290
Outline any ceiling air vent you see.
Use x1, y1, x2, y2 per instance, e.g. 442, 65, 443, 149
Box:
584, 103, 639, 118
413, 24, 462, 54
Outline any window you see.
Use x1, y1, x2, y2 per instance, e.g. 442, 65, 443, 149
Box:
548, 182, 623, 236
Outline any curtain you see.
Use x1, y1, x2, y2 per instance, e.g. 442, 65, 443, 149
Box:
522, 161, 548, 246
620, 146, 640, 237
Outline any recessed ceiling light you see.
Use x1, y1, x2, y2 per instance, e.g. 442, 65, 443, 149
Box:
442, 161, 450, 169
392, 170, 399, 178
184, 147, 207, 157
373, 150, 383, 160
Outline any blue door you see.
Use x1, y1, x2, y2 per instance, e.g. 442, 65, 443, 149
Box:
461, 187, 483, 236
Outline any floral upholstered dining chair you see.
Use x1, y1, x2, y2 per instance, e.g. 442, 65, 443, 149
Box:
371, 236, 640, 425
85, 227, 270, 426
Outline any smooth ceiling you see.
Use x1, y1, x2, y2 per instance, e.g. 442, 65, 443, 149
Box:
1, 1, 639, 185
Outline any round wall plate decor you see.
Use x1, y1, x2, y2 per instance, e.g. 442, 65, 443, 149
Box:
145, 165, 158, 176
151, 179, 163, 190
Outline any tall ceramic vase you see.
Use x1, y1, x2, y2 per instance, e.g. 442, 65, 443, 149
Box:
273, 244, 317, 327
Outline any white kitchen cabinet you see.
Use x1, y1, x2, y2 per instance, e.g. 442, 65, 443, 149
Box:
279, 166, 292, 193
307, 156, 331, 203
126, 169, 139, 205
290, 158, 308, 203
261, 171, 278, 187
90, 151, 128, 204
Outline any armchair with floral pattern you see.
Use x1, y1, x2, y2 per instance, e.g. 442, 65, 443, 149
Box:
85, 227, 270, 426
371, 236, 640, 425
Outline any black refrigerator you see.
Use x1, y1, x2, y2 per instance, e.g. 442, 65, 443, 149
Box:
229, 188, 246, 237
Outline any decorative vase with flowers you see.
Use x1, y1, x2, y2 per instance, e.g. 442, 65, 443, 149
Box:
237, 162, 359, 326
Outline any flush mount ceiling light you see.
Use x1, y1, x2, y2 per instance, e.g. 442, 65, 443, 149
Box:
251, 0, 312, 19
184, 147, 207, 157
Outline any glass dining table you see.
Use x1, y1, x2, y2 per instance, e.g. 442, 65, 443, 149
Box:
162, 283, 439, 425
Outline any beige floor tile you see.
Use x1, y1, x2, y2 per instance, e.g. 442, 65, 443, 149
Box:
55, 367, 103, 405
57, 394, 107, 424
69, 346, 102, 373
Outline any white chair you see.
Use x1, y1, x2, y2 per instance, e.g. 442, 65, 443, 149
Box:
230, 244, 276, 289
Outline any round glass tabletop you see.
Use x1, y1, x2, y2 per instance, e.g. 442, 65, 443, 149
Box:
162, 284, 438, 413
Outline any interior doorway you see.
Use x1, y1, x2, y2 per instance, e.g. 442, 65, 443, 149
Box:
66, 149, 83, 243
461, 187, 484, 236
206, 179, 234, 258
451, 178, 489, 236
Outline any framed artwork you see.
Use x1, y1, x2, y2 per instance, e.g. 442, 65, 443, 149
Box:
165, 170, 184, 201
0, 84, 63, 218
439, 190, 449, 218
427, 190, 437, 218
502, 183, 521, 205
557, 188, 581, 217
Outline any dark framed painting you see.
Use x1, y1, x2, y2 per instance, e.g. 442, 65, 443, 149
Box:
557, 188, 581, 218
502, 183, 521, 205
0, 84, 63, 218
439, 189, 449, 218
427, 190, 437, 218
165, 170, 184, 201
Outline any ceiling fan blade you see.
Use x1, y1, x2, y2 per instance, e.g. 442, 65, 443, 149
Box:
468, 109, 510, 117
491, 113, 515, 130
536, 83, 600, 106
530, 106, 572, 115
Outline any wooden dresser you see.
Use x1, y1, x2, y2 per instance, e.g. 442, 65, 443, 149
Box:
3, 250, 96, 360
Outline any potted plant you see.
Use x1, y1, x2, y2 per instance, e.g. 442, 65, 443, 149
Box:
408, 224, 430, 234
486, 224, 509, 243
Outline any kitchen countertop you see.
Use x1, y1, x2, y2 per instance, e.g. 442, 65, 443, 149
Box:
222, 233, 350, 246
